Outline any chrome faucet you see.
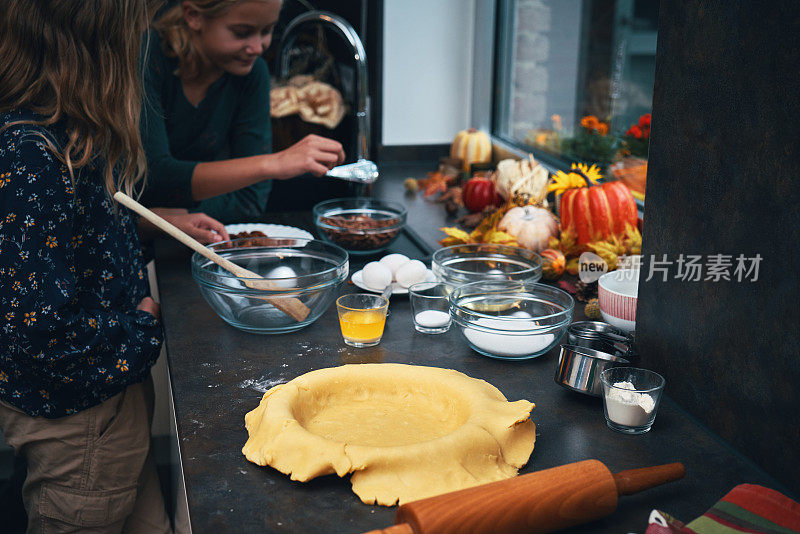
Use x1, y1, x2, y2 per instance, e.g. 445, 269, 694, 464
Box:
276, 11, 378, 184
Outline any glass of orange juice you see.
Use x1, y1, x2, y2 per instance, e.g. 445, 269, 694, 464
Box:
336, 293, 389, 348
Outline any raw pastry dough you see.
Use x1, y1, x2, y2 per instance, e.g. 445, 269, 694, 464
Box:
242, 363, 535, 505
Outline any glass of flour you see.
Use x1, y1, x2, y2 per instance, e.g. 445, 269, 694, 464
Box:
600, 367, 665, 434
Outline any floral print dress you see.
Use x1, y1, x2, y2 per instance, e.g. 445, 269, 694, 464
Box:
0, 110, 163, 418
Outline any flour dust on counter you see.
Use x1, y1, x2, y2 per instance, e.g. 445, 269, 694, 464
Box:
238, 375, 288, 393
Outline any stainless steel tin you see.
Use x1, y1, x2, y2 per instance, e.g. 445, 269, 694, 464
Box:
567, 321, 632, 358
569, 321, 626, 338
555, 344, 630, 397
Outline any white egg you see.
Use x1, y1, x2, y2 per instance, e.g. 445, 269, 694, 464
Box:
266, 266, 297, 289
379, 253, 410, 280
395, 260, 428, 288
362, 261, 392, 290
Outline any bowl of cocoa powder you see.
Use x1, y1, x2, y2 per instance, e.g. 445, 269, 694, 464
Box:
313, 197, 407, 256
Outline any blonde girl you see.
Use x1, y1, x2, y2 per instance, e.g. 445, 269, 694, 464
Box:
0, 1, 218, 531
140, 0, 345, 222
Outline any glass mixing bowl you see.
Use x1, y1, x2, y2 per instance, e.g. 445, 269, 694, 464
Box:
432, 243, 543, 291
449, 280, 574, 360
313, 197, 407, 255
191, 238, 348, 334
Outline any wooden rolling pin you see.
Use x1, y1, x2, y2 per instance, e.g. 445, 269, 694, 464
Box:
364, 460, 685, 534
113, 192, 310, 322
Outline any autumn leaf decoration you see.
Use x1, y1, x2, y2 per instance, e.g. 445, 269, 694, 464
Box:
439, 205, 518, 247
549, 223, 642, 273
417, 171, 457, 197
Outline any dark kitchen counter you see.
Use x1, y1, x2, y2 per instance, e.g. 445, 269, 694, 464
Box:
153, 162, 793, 533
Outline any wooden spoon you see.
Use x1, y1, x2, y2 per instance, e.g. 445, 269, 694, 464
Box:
114, 192, 310, 322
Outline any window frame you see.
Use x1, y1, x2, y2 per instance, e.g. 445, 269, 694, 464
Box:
476, 0, 646, 209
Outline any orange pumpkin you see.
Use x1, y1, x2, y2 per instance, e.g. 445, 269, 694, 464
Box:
560, 181, 638, 244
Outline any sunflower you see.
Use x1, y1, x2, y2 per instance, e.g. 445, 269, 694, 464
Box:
548, 162, 603, 195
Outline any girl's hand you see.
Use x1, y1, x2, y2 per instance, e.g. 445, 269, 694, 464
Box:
136, 297, 161, 320
272, 134, 346, 179
161, 212, 230, 244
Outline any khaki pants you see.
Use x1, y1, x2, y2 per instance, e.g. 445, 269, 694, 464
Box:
0, 378, 171, 534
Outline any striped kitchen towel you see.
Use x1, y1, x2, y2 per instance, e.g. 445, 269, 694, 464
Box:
646, 484, 800, 533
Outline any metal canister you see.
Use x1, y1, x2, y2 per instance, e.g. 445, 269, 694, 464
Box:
554, 344, 631, 397
567, 321, 637, 362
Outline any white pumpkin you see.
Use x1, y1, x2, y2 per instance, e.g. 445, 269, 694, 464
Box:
497, 206, 559, 252
493, 156, 549, 206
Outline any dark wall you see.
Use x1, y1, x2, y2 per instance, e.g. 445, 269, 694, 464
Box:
639, 1, 800, 490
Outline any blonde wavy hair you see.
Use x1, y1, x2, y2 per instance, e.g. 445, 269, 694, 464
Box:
0, 0, 160, 197
155, 0, 274, 80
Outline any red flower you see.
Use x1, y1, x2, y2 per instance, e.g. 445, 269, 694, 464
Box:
626, 125, 643, 139
638, 114, 651, 128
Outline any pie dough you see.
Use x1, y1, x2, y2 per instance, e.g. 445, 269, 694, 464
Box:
242, 363, 535, 505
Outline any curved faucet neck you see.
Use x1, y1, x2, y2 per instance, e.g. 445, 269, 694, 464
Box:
277, 11, 370, 161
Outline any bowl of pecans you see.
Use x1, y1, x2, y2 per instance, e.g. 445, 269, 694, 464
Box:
313, 198, 407, 255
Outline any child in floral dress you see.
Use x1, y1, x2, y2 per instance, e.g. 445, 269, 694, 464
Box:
0, 1, 224, 532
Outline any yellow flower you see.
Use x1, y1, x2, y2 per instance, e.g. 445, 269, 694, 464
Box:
573, 162, 603, 182
548, 163, 603, 195
0, 371, 7, 382
23, 311, 36, 326
116, 359, 129, 372
0, 172, 10, 188
45, 236, 57, 248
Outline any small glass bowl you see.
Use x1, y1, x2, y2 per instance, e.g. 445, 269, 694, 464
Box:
601, 367, 665, 434
432, 244, 543, 291
449, 280, 574, 360
313, 198, 407, 255
409, 282, 452, 334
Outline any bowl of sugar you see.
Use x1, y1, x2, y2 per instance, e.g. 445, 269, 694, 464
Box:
448, 280, 574, 360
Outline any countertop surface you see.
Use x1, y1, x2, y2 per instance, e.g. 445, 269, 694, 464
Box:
153, 163, 791, 533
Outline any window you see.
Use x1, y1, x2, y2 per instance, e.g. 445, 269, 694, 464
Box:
493, 0, 658, 191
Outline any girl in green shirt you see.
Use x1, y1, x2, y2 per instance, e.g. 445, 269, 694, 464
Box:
141, 0, 345, 222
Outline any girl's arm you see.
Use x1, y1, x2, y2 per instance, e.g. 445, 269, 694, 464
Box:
189, 134, 344, 200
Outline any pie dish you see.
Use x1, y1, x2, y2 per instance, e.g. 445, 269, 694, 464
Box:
242, 363, 535, 505
223, 223, 313, 241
